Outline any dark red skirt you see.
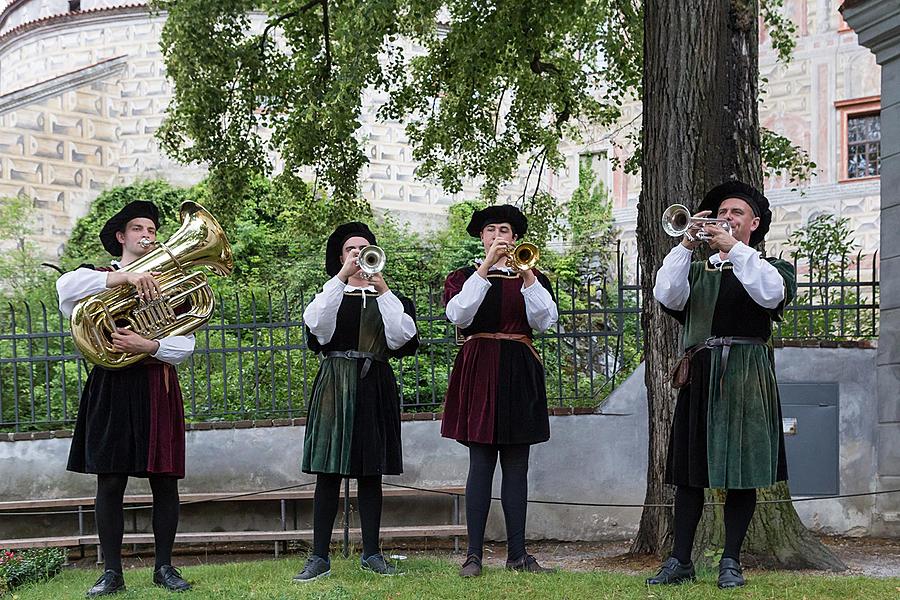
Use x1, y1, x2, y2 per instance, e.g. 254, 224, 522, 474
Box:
68, 361, 186, 478
441, 337, 550, 446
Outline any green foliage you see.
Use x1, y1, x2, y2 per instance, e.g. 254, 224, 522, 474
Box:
760, 0, 797, 64
780, 214, 874, 339
383, 1, 643, 198
0, 197, 56, 299
154, 0, 812, 215
0, 548, 66, 593
788, 213, 857, 270
155, 0, 643, 207
761, 127, 817, 188
547, 161, 617, 283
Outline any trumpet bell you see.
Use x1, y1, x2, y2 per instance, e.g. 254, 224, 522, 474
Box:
358, 245, 386, 277
662, 204, 693, 237
507, 242, 540, 271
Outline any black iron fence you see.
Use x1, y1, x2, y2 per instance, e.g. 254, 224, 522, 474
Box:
0, 250, 878, 432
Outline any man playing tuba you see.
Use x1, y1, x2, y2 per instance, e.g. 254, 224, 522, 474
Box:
56, 200, 193, 596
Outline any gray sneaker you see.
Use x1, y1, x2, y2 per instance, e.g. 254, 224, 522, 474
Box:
292, 555, 331, 583
360, 553, 399, 576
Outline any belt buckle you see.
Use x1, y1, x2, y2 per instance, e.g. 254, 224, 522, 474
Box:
704, 336, 716, 348
344, 350, 354, 360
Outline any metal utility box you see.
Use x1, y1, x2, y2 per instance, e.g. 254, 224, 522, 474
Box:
779, 383, 840, 496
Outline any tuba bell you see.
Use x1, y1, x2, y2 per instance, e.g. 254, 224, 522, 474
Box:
506, 242, 539, 271
70, 201, 234, 369
357, 245, 386, 279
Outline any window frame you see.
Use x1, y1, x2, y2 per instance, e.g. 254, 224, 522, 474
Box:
836, 96, 881, 183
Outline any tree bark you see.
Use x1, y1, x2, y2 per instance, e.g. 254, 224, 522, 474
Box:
632, 0, 845, 571
631, 0, 727, 557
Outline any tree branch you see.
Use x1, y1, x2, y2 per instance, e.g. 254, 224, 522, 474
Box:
493, 83, 508, 140
258, 0, 327, 53
530, 52, 560, 75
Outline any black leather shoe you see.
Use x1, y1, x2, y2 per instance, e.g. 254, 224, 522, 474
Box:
153, 565, 192, 592
458, 554, 482, 577
505, 554, 555, 573
717, 557, 745, 588
360, 553, 399, 576
86, 570, 125, 597
646, 556, 696, 585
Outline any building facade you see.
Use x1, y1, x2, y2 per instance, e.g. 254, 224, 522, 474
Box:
0, 0, 883, 263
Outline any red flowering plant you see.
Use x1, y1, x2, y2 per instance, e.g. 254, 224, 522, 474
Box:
0, 547, 65, 592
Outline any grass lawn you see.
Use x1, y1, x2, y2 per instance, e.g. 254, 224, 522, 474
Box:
8, 556, 900, 599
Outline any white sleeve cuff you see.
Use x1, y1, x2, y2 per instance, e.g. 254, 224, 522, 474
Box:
152, 334, 196, 366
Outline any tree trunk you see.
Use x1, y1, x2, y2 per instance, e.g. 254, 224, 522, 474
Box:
632, 0, 845, 571
631, 0, 727, 557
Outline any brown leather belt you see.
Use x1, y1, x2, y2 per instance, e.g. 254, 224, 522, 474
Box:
464, 332, 541, 363
689, 336, 767, 399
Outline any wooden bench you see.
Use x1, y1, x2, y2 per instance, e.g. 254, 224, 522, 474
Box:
0, 486, 467, 557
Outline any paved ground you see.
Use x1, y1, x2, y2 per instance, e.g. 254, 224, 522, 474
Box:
71, 535, 900, 578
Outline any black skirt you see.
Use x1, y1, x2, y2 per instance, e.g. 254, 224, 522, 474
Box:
67, 361, 186, 478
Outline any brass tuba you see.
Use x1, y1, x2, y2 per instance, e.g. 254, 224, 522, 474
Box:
506, 242, 539, 271
70, 201, 234, 369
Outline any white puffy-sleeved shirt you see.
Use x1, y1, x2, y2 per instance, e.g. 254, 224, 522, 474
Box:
445, 261, 559, 332
303, 276, 418, 350
653, 242, 785, 311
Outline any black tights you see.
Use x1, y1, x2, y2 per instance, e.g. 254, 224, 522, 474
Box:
465, 443, 530, 562
311, 474, 383, 560
671, 485, 757, 564
95, 474, 180, 573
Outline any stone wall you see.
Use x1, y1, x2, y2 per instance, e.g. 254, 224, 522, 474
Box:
0, 347, 887, 542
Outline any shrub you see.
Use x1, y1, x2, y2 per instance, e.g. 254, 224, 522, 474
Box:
0, 548, 66, 593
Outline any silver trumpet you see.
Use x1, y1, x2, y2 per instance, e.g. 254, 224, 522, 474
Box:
357, 245, 386, 279
662, 204, 731, 241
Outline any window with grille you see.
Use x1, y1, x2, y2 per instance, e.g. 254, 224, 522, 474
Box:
836, 96, 881, 182
846, 113, 881, 179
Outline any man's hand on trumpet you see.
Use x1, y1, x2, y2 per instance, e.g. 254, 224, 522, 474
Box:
704, 221, 739, 254
368, 272, 389, 295
478, 237, 512, 277
337, 249, 362, 283
680, 210, 712, 251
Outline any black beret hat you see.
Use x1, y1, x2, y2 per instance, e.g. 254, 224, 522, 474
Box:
465, 204, 528, 238
697, 181, 771, 247
99, 200, 161, 256
325, 221, 377, 277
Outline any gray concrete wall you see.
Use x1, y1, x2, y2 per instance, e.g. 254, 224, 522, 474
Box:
843, 0, 900, 539
0, 348, 884, 542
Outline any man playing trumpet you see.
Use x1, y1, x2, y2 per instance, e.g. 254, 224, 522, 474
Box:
294, 222, 419, 582
442, 204, 559, 577
650, 181, 796, 589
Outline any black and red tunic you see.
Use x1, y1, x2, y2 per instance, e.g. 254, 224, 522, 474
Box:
63, 266, 187, 478
440, 266, 556, 446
